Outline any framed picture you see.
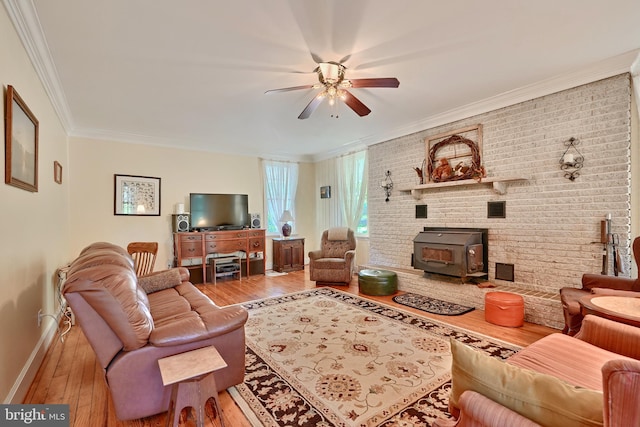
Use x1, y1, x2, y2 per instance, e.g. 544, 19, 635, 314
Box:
54, 161, 62, 184
5, 85, 39, 192
320, 185, 331, 199
114, 174, 161, 216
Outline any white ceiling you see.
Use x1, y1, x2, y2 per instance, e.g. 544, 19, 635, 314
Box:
6, 0, 640, 161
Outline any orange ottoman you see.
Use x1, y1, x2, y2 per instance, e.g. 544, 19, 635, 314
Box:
485, 291, 524, 327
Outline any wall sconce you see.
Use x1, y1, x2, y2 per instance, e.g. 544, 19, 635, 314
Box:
560, 137, 584, 181
380, 170, 393, 202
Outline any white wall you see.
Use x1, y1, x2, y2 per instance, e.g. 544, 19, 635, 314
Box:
68, 137, 317, 271
0, 6, 71, 402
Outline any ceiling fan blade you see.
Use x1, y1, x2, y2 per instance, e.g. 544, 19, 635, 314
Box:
265, 84, 315, 94
342, 90, 371, 117
298, 94, 324, 119
348, 78, 400, 88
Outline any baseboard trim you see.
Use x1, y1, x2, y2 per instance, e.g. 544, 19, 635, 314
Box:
3, 307, 65, 404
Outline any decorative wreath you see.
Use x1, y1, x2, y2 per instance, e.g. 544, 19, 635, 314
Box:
427, 134, 485, 182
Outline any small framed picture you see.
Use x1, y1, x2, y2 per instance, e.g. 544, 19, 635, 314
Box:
114, 174, 161, 216
54, 161, 62, 184
320, 185, 331, 199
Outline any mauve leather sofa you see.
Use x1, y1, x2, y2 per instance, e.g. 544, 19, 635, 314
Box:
62, 242, 248, 420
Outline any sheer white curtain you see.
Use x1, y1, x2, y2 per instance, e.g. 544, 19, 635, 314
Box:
337, 151, 368, 231
262, 160, 298, 234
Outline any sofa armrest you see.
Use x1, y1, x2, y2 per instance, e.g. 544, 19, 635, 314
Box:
149, 305, 248, 347
308, 250, 323, 260
602, 359, 640, 427
575, 315, 640, 359
433, 391, 542, 427
582, 273, 637, 291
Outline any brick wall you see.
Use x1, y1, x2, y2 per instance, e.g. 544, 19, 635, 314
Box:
367, 74, 632, 329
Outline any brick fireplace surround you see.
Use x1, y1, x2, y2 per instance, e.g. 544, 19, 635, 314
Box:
366, 74, 633, 330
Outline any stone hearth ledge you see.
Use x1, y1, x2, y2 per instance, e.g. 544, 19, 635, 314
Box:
359, 265, 563, 330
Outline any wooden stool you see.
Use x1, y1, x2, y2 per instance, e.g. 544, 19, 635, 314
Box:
158, 346, 228, 427
484, 291, 524, 327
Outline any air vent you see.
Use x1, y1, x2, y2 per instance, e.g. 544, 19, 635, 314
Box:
415, 205, 428, 218
495, 263, 515, 281
487, 201, 506, 218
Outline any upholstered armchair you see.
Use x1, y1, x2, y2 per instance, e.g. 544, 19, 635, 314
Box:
560, 236, 640, 335
308, 227, 356, 285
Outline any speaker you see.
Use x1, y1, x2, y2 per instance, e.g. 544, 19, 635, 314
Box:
172, 214, 190, 232
250, 213, 261, 229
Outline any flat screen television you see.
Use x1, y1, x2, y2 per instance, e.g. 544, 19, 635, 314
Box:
189, 193, 249, 231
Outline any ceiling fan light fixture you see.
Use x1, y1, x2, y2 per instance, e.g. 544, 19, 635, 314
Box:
318, 62, 346, 85
267, 59, 398, 119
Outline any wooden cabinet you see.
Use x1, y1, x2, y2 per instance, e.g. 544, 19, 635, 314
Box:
273, 237, 305, 273
174, 229, 265, 283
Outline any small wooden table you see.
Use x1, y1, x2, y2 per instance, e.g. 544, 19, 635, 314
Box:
158, 346, 228, 427
579, 295, 640, 328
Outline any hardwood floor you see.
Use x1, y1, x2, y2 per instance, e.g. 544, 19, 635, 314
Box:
24, 268, 557, 426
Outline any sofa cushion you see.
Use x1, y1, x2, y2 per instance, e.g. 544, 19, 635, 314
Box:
450, 339, 604, 427
507, 332, 634, 391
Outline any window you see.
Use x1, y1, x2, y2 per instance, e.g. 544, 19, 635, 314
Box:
337, 151, 368, 235
263, 160, 298, 234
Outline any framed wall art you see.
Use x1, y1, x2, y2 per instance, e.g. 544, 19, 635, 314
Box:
5, 85, 39, 192
54, 161, 62, 184
114, 174, 161, 216
320, 185, 331, 199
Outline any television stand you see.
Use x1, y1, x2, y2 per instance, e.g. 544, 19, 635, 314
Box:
173, 229, 265, 284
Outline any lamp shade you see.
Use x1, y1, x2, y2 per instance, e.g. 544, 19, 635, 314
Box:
280, 210, 294, 223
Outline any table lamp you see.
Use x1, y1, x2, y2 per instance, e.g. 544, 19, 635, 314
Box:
280, 210, 294, 237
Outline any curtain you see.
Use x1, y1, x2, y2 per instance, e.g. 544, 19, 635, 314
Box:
337, 151, 368, 230
262, 160, 298, 234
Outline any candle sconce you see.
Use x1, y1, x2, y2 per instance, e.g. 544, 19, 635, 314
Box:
560, 137, 584, 181
380, 170, 393, 202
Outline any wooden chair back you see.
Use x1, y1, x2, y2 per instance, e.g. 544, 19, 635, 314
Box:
127, 242, 158, 276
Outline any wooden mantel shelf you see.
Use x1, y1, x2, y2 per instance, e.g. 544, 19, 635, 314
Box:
399, 176, 527, 199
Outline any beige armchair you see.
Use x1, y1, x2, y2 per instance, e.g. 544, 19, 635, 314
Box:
308, 227, 356, 285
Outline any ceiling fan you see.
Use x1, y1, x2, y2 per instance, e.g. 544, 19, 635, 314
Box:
265, 61, 399, 119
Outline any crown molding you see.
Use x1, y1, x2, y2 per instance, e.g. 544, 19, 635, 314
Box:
3, 0, 73, 132
347, 49, 640, 153
6, 0, 637, 162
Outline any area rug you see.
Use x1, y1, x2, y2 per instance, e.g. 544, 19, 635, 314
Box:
392, 293, 475, 316
230, 288, 518, 426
